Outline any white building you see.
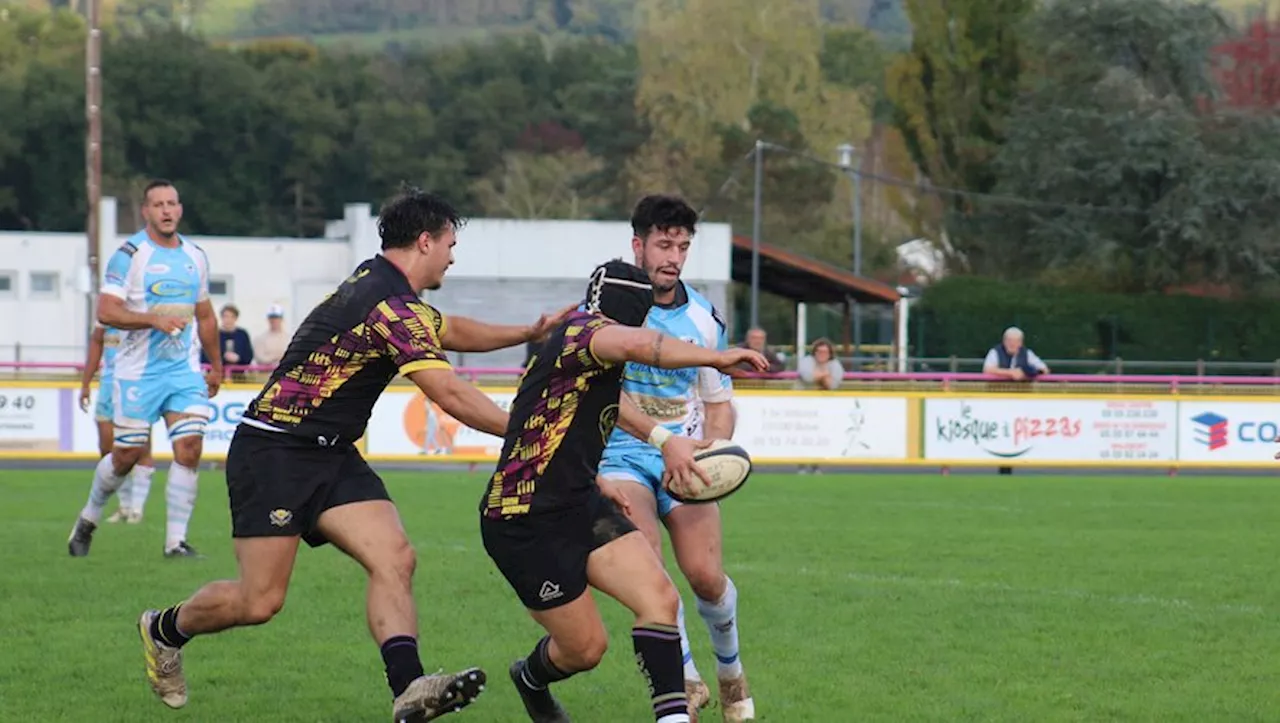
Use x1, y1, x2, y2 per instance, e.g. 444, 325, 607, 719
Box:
0, 198, 733, 369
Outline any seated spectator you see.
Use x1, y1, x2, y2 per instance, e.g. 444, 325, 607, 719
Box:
253, 304, 290, 370
797, 338, 844, 391
983, 326, 1049, 380
736, 327, 785, 374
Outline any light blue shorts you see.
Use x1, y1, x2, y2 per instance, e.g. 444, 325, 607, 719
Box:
94, 378, 114, 423
113, 373, 209, 431
599, 449, 683, 518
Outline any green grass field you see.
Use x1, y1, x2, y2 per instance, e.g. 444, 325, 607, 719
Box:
2, 469, 1278, 722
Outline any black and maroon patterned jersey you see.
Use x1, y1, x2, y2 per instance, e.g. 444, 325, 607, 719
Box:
243, 255, 451, 446
482, 311, 624, 519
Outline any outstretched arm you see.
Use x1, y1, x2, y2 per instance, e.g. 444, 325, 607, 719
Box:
406, 369, 508, 437
589, 326, 768, 373
440, 305, 576, 353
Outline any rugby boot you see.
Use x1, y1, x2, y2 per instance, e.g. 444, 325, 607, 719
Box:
686, 678, 711, 722
106, 507, 129, 523
67, 517, 96, 557
509, 660, 571, 722
393, 668, 487, 722
138, 609, 188, 708
164, 541, 203, 559
719, 672, 756, 722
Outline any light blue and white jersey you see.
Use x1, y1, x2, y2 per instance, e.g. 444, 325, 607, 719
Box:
101, 230, 209, 381
604, 282, 733, 455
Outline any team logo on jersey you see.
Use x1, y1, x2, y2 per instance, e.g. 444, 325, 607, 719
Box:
268, 509, 293, 527
149, 279, 191, 298
599, 403, 620, 443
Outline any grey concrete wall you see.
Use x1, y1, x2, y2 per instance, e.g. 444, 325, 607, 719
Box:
429, 277, 731, 369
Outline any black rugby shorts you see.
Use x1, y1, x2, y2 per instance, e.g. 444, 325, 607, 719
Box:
225, 425, 391, 548
481, 487, 636, 611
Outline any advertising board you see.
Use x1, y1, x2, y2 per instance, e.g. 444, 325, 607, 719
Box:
924, 397, 1177, 462
1177, 401, 1280, 463
364, 390, 911, 462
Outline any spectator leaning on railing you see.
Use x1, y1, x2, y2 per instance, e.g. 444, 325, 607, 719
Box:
797, 338, 844, 391
736, 327, 785, 374
983, 326, 1049, 381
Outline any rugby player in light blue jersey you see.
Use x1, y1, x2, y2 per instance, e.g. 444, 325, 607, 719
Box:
78, 322, 156, 524
68, 179, 223, 559
599, 195, 755, 722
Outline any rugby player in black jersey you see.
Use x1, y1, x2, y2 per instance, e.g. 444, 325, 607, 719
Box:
134, 189, 659, 722
481, 260, 769, 723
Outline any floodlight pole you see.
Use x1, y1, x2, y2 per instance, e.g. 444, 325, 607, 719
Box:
838, 143, 863, 356
85, 0, 103, 340
749, 139, 763, 331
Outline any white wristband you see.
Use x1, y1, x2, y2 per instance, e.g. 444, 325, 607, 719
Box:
648, 426, 673, 450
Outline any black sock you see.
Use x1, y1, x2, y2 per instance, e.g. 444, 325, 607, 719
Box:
380, 635, 425, 698
519, 636, 574, 690
632, 624, 688, 722
151, 605, 192, 649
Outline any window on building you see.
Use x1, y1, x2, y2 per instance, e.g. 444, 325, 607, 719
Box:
0, 271, 14, 297
30, 271, 59, 299
208, 277, 232, 298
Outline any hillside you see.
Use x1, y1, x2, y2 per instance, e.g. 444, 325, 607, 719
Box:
190, 0, 911, 48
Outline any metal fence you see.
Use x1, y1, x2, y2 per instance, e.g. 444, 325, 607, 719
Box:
6, 361, 1280, 398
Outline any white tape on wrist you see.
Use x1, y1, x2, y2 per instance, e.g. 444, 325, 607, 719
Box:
648, 426, 673, 450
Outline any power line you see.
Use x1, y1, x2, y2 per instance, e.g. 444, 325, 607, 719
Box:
762, 142, 1149, 217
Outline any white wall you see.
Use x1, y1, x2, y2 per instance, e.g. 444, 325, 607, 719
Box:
1, 199, 732, 364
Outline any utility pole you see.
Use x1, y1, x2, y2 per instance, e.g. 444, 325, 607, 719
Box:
749, 139, 764, 330
85, 0, 103, 338
838, 143, 863, 356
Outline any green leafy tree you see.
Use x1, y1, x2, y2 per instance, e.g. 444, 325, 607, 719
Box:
977, 0, 1280, 291
886, 0, 1031, 266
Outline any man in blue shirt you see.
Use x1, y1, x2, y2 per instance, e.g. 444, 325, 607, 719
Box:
68, 179, 222, 558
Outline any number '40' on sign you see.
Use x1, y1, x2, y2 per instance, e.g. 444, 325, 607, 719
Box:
0, 395, 36, 411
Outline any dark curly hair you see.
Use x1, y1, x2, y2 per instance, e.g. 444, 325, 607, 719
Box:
377, 185, 465, 250
630, 194, 698, 241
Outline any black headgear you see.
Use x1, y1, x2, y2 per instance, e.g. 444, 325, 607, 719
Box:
584, 259, 654, 327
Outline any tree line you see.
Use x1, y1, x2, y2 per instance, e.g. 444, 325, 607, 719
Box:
5, 0, 1280, 318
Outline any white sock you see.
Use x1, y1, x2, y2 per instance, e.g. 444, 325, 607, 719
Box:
165, 463, 199, 550
696, 576, 743, 679
677, 598, 701, 681
80, 454, 126, 524
116, 470, 133, 511
657, 714, 690, 723
130, 464, 156, 514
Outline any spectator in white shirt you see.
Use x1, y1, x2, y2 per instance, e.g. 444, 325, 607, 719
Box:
983, 326, 1050, 380
253, 304, 290, 370
797, 338, 844, 390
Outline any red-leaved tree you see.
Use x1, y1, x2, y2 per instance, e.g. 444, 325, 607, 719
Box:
1210, 17, 1280, 110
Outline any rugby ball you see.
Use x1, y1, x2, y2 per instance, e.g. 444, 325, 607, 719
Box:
667, 439, 752, 504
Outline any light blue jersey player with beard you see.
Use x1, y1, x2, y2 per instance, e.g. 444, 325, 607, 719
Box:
598, 194, 756, 722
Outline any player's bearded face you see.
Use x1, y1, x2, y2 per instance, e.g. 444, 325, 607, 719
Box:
636, 228, 691, 293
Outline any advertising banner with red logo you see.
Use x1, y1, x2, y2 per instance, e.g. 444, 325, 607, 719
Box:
1176, 401, 1280, 463
923, 398, 1177, 462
